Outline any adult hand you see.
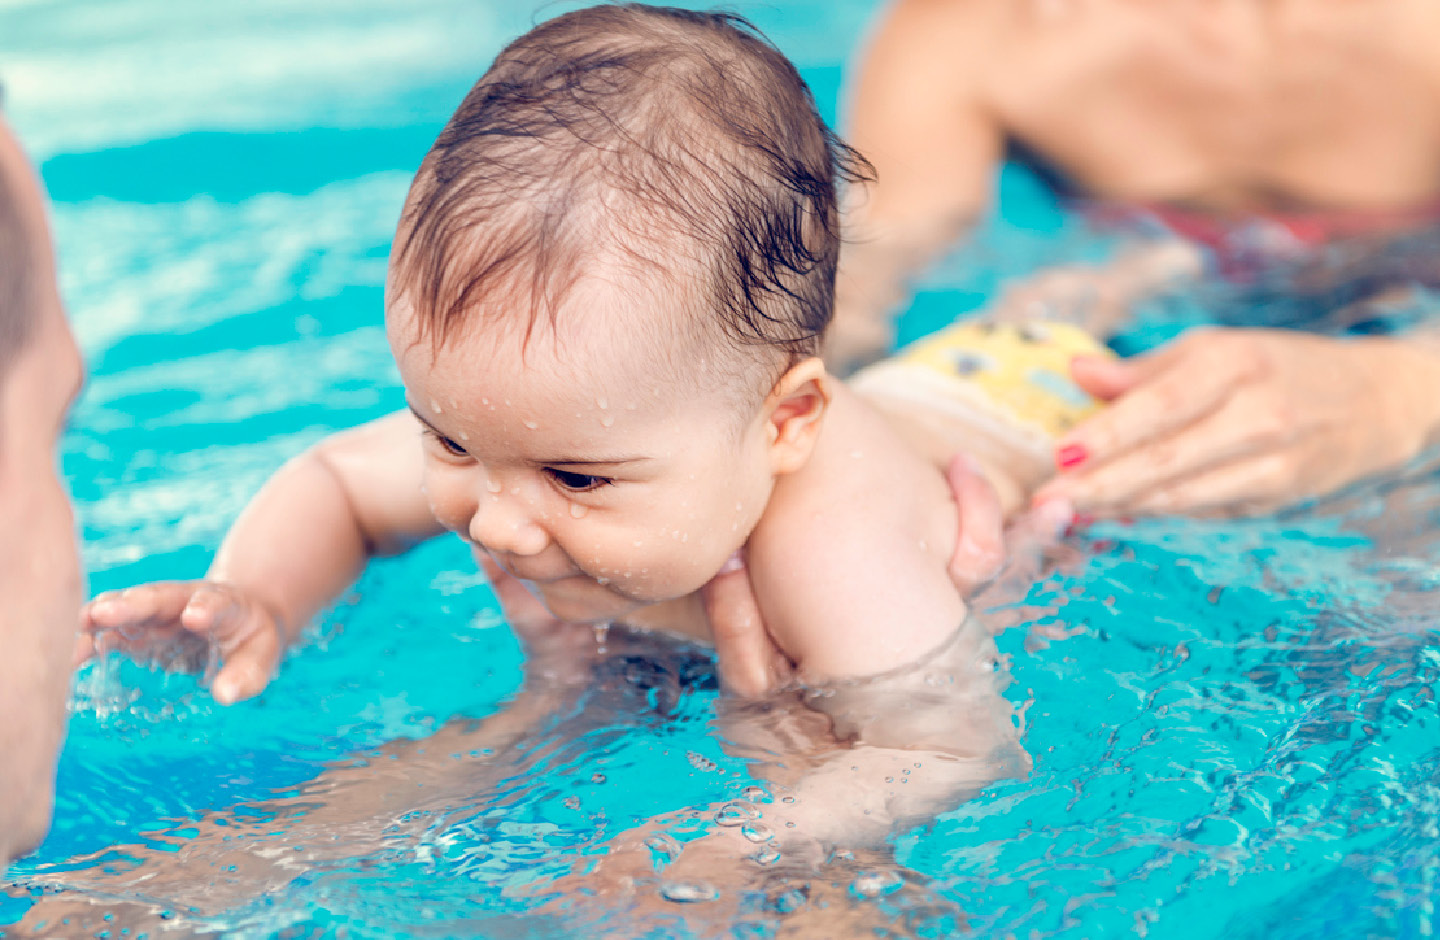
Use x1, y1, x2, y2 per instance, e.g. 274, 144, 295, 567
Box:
1034, 327, 1440, 516
79, 581, 285, 705
706, 455, 1009, 698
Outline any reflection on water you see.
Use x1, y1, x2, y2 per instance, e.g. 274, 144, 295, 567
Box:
11, 619, 1028, 939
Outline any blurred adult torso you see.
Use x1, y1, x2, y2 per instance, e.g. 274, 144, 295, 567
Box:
976, 0, 1440, 214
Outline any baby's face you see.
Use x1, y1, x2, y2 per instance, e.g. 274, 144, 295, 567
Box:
389, 275, 778, 624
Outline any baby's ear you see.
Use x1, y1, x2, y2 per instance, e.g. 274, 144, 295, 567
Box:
764, 357, 831, 475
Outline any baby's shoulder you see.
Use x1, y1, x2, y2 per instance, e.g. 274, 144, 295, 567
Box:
745, 392, 966, 682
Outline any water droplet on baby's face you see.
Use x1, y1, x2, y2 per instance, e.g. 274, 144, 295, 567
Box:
459, 431, 470, 442
486, 478, 503, 494
569, 503, 588, 519
524, 420, 538, 430
596, 396, 609, 410
430, 399, 443, 415
600, 414, 615, 428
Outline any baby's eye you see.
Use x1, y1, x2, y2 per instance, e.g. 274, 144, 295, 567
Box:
424, 428, 469, 458
545, 468, 613, 492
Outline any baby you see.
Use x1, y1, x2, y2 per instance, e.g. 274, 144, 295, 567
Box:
84, 4, 1099, 836
86, 3, 1098, 695
56, 10, 1130, 925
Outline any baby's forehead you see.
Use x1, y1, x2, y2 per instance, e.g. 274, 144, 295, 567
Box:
394, 273, 701, 390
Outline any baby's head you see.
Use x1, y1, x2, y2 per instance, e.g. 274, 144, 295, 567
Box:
386, 4, 870, 622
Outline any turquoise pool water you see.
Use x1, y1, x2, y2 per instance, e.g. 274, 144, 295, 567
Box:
6, 1, 1440, 937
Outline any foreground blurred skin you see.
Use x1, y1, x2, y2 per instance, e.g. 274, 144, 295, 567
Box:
834, 0, 1440, 516
0, 117, 85, 865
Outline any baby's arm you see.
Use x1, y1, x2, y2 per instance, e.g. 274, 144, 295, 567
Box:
83, 411, 444, 702
735, 390, 1023, 841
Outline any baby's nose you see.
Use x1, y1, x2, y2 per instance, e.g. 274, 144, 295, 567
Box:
468, 490, 549, 557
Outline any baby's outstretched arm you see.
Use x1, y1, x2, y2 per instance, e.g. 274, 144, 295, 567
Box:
80, 411, 444, 702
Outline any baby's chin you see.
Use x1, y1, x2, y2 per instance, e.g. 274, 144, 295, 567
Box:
527, 577, 650, 625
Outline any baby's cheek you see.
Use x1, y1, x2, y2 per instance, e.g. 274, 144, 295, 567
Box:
421, 468, 474, 534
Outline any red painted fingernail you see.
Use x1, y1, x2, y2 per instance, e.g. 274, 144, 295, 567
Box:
1056, 443, 1089, 469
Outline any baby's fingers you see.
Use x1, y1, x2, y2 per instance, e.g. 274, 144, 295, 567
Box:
210, 627, 283, 705
84, 581, 202, 633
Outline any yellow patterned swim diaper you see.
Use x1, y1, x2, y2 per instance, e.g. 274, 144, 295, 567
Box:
849, 320, 1114, 455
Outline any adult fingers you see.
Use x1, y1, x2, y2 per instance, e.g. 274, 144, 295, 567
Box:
1037, 392, 1291, 514
945, 455, 1005, 595
701, 558, 792, 698
1068, 354, 1143, 402
1049, 337, 1245, 480
1127, 450, 1298, 517
476, 552, 554, 627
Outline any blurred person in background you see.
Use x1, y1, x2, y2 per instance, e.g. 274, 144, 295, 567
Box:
831, 0, 1440, 518
0, 112, 86, 866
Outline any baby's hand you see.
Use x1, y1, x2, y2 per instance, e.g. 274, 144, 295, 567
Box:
79, 581, 285, 705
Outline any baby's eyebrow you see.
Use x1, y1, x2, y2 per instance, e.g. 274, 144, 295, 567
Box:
406, 404, 443, 434
541, 456, 651, 467
406, 403, 651, 465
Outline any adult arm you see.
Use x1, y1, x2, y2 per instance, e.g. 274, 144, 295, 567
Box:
827, 0, 1005, 374
81, 410, 445, 702
1033, 326, 1440, 516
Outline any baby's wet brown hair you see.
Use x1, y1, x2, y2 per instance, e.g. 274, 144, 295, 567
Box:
390, 3, 872, 394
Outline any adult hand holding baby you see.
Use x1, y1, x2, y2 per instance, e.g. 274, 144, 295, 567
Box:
706, 455, 1012, 697
80, 581, 285, 705
1034, 327, 1440, 516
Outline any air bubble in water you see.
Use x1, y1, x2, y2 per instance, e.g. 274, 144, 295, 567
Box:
741, 824, 774, 843
644, 832, 681, 865
660, 881, 718, 903
772, 888, 808, 914
849, 869, 904, 900
714, 802, 759, 827
741, 785, 769, 802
